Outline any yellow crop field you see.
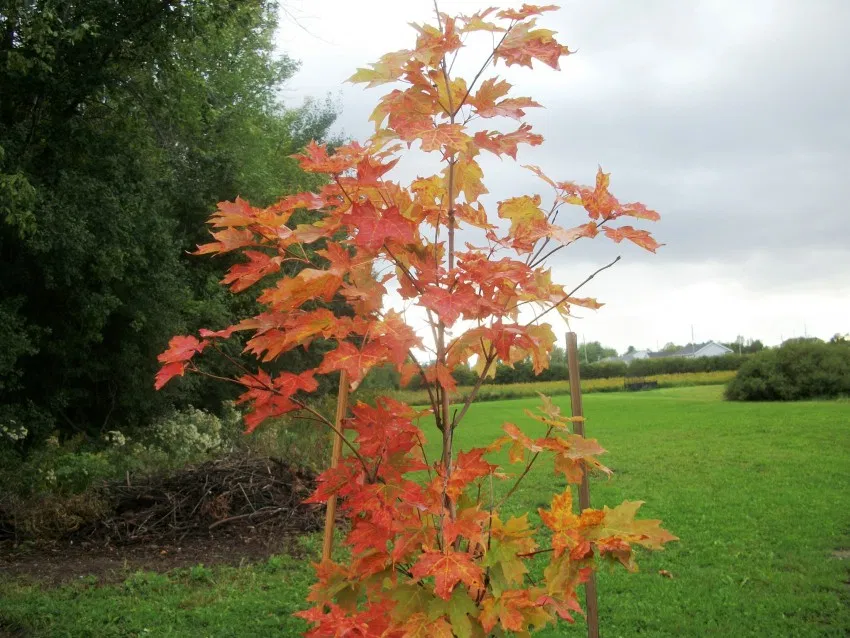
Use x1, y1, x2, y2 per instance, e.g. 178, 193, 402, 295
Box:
389, 370, 736, 406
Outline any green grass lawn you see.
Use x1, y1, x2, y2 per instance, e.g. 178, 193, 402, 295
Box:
2, 386, 849, 637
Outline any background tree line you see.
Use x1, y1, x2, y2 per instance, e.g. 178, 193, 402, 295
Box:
0, 0, 339, 450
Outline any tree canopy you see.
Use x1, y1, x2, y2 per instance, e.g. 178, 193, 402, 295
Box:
0, 0, 338, 446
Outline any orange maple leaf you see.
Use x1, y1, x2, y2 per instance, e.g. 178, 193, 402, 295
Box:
495, 19, 572, 70
449, 154, 488, 203
474, 123, 543, 160
497, 4, 560, 21
537, 433, 611, 483
424, 362, 457, 393
411, 549, 484, 600
356, 156, 400, 184
538, 488, 606, 558
468, 77, 511, 111
347, 49, 413, 88
603, 225, 662, 253
257, 268, 343, 312
480, 589, 539, 633
459, 8, 506, 34
402, 613, 454, 638
292, 140, 364, 174
236, 370, 318, 433
407, 122, 470, 153
207, 197, 256, 228
194, 227, 256, 255
443, 506, 489, 547
489, 422, 543, 464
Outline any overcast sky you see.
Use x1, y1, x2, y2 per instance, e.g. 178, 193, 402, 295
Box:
274, 0, 850, 354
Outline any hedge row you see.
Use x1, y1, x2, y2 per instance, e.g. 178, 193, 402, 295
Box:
394, 353, 750, 391
391, 371, 736, 407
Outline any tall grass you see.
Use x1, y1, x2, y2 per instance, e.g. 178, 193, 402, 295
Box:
389, 370, 735, 406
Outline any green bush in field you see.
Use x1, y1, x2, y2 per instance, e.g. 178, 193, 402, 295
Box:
725, 338, 850, 401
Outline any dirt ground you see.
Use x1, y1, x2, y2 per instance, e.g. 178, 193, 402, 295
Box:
0, 530, 302, 586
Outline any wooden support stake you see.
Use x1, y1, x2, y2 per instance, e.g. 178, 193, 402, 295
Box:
322, 370, 350, 562
567, 332, 600, 638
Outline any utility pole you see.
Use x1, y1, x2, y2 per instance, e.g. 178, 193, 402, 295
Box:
691, 324, 695, 356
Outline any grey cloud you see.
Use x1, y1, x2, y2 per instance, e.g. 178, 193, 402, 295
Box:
282, 0, 850, 290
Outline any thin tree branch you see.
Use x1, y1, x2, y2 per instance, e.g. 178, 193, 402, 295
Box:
496, 426, 554, 509
525, 256, 621, 326
528, 216, 613, 270
517, 547, 555, 559
193, 351, 371, 474
453, 25, 515, 117
450, 346, 497, 429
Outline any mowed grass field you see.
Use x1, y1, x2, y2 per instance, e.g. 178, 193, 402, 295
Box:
2, 386, 848, 637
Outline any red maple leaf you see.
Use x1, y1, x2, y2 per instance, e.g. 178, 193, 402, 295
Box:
221, 251, 282, 292
157, 335, 207, 365
345, 202, 415, 252
356, 156, 399, 184
154, 362, 186, 390
418, 284, 478, 326
236, 370, 318, 433
436, 448, 498, 500
316, 341, 390, 386
424, 362, 457, 393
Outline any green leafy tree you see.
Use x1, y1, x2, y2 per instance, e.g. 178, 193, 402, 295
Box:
577, 340, 617, 363
0, 0, 337, 446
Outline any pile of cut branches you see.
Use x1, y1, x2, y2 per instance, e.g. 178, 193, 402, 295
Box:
43, 455, 326, 545
86, 455, 325, 544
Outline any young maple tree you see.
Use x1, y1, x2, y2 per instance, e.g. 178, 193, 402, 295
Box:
156, 4, 676, 636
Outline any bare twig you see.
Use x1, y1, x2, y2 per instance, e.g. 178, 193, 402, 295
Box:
526, 256, 621, 326
496, 426, 554, 509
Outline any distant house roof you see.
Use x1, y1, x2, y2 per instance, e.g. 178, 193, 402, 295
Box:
602, 349, 649, 363
649, 341, 733, 358
646, 350, 675, 359
604, 341, 733, 363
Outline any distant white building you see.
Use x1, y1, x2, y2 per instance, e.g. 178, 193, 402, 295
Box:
603, 341, 733, 363
665, 341, 734, 359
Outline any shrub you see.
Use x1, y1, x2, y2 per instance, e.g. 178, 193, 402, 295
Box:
725, 339, 850, 401
147, 406, 228, 462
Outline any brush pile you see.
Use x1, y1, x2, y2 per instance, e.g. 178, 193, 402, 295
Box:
1, 455, 327, 544
90, 455, 325, 544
